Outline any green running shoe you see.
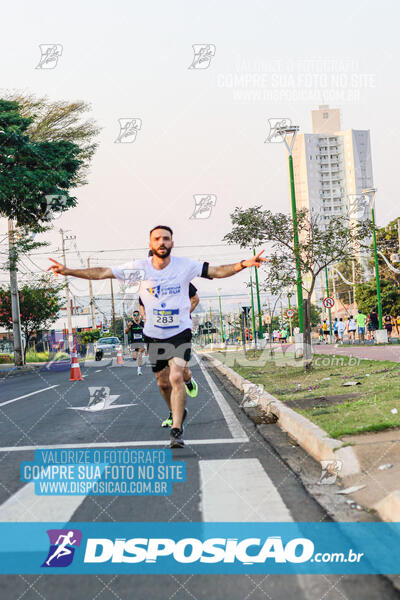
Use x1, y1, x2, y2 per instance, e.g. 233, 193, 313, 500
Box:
185, 377, 198, 398
161, 412, 173, 428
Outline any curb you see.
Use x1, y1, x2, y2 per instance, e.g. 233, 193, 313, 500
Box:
0, 365, 42, 378
202, 352, 361, 477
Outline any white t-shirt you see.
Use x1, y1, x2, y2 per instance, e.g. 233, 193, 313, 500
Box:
112, 256, 205, 339
337, 321, 346, 335
348, 318, 356, 331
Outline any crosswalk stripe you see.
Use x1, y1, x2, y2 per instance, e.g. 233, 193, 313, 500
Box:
199, 458, 292, 522
0, 482, 85, 522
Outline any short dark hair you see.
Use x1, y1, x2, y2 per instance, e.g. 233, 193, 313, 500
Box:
149, 225, 173, 237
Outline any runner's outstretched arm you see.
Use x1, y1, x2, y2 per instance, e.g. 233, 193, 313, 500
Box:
207, 250, 268, 279
47, 259, 114, 280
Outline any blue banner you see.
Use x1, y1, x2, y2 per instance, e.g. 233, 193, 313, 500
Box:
0, 522, 399, 574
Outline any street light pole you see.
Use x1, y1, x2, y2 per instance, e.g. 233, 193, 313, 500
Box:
249, 271, 257, 346
216, 288, 225, 343
252, 248, 264, 339
280, 126, 304, 332
371, 205, 383, 329
363, 188, 383, 330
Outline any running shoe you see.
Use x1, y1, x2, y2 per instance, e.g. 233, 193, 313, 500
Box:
161, 407, 188, 429
185, 377, 198, 398
170, 427, 184, 448
161, 412, 173, 428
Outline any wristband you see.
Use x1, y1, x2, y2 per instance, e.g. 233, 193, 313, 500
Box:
239, 260, 246, 271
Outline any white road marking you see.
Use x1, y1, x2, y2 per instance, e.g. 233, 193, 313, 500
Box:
200, 458, 292, 522
0, 385, 59, 408
194, 354, 248, 440
95, 369, 102, 372
0, 438, 249, 453
0, 464, 104, 522
0, 482, 85, 522
67, 404, 136, 412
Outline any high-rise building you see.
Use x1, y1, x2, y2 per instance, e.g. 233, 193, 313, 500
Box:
290, 106, 374, 304
292, 105, 374, 227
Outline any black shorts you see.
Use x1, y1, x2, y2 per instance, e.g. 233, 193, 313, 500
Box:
143, 328, 192, 373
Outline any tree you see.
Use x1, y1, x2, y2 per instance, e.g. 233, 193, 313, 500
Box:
290, 303, 321, 329
6, 93, 100, 186
0, 100, 84, 228
0, 96, 99, 365
0, 99, 84, 365
373, 218, 400, 288
0, 276, 64, 359
355, 278, 400, 316
224, 206, 372, 366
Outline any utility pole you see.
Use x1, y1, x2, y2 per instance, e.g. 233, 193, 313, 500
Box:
60, 229, 74, 352
8, 220, 24, 366
110, 278, 116, 335
87, 258, 96, 329
324, 265, 333, 340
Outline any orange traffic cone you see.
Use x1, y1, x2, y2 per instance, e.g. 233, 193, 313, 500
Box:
70, 344, 83, 381
116, 345, 124, 365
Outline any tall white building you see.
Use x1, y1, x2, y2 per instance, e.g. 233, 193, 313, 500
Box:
291, 106, 374, 303
292, 105, 374, 226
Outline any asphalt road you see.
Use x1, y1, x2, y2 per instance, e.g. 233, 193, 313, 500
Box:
0, 354, 398, 599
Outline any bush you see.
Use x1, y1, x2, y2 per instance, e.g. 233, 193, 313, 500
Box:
0, 354, 12, 364
25, 350, 70, 363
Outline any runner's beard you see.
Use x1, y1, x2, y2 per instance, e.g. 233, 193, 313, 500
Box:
152, 246, 172, 258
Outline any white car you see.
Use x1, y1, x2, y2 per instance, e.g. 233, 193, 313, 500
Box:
94, 337, 121, 361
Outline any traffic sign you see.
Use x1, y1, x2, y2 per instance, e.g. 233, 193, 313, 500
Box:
286, 309, 295, 318
323, 297, 335, 309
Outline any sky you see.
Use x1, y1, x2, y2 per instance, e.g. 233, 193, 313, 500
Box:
0, 0, 399, 312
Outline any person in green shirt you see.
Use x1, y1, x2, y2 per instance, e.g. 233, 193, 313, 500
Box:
355, 310, 367, 342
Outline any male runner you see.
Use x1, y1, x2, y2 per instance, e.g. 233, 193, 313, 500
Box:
125, 310, 145, 374
140, 284, 199, 426
139, 250, 200, 424
48, 225, 267, 448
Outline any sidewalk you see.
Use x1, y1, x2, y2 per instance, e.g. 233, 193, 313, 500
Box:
314, 343, 400, 362
339, 429, 400, 519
